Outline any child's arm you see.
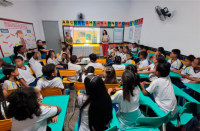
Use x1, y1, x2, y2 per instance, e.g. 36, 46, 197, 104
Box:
60, 61, 68, 65
138, 69, 155, 74
19, 79, 29, 87
62, 89, 66, 95
185, 74, 197, 81
40, 103, 61, 114
56, 65, 64, 68
77, 53, 83, 59
140, 82, 149, 96
138, 65, 150, 71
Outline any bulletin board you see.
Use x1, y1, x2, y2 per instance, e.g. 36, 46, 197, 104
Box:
0, 18, 37, 57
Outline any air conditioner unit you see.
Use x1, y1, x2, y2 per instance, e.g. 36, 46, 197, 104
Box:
0, 0, 13, 6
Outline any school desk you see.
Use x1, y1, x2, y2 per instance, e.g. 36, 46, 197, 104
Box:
131, 53, 137, 56
169, 72, 182, 78
42, 95, 69, 131
184, 83, 200, 93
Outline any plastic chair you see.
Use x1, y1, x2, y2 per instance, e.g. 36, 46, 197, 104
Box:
40, 88, 62, 97
29, 67, 34, 75
93, 46, 100, 58
59, 70, 77, 83
7, 89, 17, 96
74, 82, 85, 91
40, 59, 47, 65
56, 53, 59, 58
94, 68, 103, 75
105, 84, 120, 90
115, 69, 124, 77
96, 59, 106, 64
0, 118, 12, 131
10, 54, 15, 63
2, 57, 12, 64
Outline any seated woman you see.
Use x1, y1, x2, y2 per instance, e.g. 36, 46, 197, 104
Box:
0, 85, 8, 120
77, 75, 113, 131
107, 71, 143, 129
7, 87, 61, 131
37, 40, 52, 59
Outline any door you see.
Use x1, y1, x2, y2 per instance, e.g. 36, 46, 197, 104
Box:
42, 21, 61, 54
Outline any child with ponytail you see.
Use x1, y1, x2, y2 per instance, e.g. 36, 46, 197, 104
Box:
13, 45, 28, 62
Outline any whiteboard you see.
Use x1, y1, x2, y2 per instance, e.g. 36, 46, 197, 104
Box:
100, 28, 114, 43
124, 26, 135, 43
0, 18, 37, 57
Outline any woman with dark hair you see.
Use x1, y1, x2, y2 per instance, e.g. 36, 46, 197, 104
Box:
7, 87, 61, 131
37, 40, 52, 59
65, 32, 73, 55
0, 85, 8, 120
78, 75, 113, 131
103, 66, 118, 84
107, 71, 143, 129
102, 29, 110, 57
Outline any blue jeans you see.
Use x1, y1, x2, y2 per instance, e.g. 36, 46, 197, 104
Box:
65, 88, 71, 95
29, 78, 40, 87
144, 84, 155, 102
41, 53, 46, 59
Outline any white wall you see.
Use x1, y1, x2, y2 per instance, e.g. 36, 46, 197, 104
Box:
0, 0, 44, 40
128, 1, 200, 57
36, 0, 131, 41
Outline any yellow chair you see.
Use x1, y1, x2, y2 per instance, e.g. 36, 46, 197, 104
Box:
93, 46, 100, 58
29, 67, 34, 75
74, 82, 85, 91
40, 59, 47, 65
0, 119, 12, 131
40, 88, 62, 97
115, 70, 124, 77
59, 70, 77, 83
7, 89, 17, 96
94, 68, 103, 75
131, 60, 136, 64
105, 84, 120, 90
96, 59, 106, 64
56, 53, 60, 58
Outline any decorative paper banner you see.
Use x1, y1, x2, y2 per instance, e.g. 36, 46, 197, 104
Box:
115, 22, 118, 27
125, 22, 129, 27
62, 20, 66, 25
69, 20, 74, 26
74, 21, 78, 26
118, 22, 122, 27
108, 21, 111, 27
89, 21, 93, 26
66, 20, 70, 25
138, 18, 143, 25
129, 21, 132, 26
132, 21, 135, 26
103, 21, 106, 26
134, 19, 138, 25
85, 21, 89, 26
93, 21, 97, 26
111, 21, 115, 27
97, 21, 100, 26
78, 21, 81, 26
81, 21, 85, 26
122, 22, 125, 27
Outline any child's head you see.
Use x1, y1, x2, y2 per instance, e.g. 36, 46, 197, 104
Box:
153, 54, 166, 65
66, 44, 71, 50
13, 45, 26, 56
13, 56, 24, 68
103, 66, 117, 84
121, 71, 140, 102
46, 50, 55, 62
70, 55, 77, 63
185, 55, 195, 67
155, 62, 171, 77
123, 46, 129, 53
170, 49, 181, 59
114, 46, 119, 52
62, 47, 68, 52
61, 53, 68, 60
143, 46, 148, 52
139, 51, 147, 59
157, 47, 166, 56
126, 52, 133, 60
42, 64, 57, 77
110, 44, 114, 49
192, 58, 200, 69
139, 45, 144, 50
133, 42, 137, 48
125, 65, 138, 74
36, 40, 42, 46
7, 87, 41, 121
27, 51, 38, 60
119, 46, 123, 53
89, 53, 97, 62
85, 66, 95, 75
3, 65, 19, 80
115, 56, 121, 64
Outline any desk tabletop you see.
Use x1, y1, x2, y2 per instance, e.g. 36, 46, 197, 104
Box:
184, 83, 200, 93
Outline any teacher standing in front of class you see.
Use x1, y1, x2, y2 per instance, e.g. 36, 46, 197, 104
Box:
65, 32, 73, 55
102, 29, 110, 57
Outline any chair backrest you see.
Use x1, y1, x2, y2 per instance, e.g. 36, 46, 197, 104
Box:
7, 89, 17, 96
29, 67, 34, 75
105, 126, 118, 131
93, 46, 100, 51
40, 59, 47, 65
74, 82, 85, 90
180, 102, 200, 115
105, 84, 120, 90
135, 111, 171, 128
115, 70, 124, 77
40, 88, 62, 97
56, 53, 59, 58
96, 59, 106, 64
59, 70, 76, 77
131, 60, 135, 64
94, 68, 103, 75
10, 54, 15, 63
2, 57, 12, 64
0, 119, 12, 131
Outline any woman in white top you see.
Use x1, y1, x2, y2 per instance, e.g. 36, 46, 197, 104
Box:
102, 29, 110, 57
0, 85, 8, 120
107, 71, 143, 129
77, 75, 113, 131
7, 87, 61, 131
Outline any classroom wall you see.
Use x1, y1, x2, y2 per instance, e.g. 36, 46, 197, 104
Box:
0, 1, 43, 40
128, 1, 200, 57
36, 0, 131, 41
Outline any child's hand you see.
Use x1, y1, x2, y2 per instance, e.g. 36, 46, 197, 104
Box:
49, 115, 58, 124
142, 81, 150, 85
79, 53, 83, 57
114, 87, 122, 92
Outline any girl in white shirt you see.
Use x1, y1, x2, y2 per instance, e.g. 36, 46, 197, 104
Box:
0, 85, 8, 120
7, 87, 61, 131
107, 71, 143, 129
78, 76, 112, 131
46, 50, 64, 69
112, 56, 125, 80
13, 45, 28, 62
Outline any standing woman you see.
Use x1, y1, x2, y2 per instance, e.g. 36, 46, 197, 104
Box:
65, 32, 73, 55
102, 29, 110, 57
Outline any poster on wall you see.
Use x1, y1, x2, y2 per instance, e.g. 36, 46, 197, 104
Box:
114, 28, 123, 43
133, 25, 142, 44
0, 18, 36, 57
129, 27, 134, 41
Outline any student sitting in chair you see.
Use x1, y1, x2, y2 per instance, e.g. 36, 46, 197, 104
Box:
108, 71, 143, 129
121, 46, 129, 63
103, 66, 118, 84
82, 66, 95, 82
106, 46, 119, 66
129, 42, 138, 53
168, 49, 182, 71
55, 52, 68, 69
140, 62, 177, 118
137, 51, 149, 71
14, 56, 39, 87
36, 64, 70, 95
46, 50, 64, 69
77, 75, 113, 131
142, 46, 149, 60
13, 45, 28, 62
126, 52, 135, 64
83, 53, 103, 72
112, 56, 125, 80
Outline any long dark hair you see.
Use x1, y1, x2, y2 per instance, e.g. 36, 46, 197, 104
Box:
125, 65, 141, 87
102, 29, 108, 35
7, 87, 42, 120
3, 65, 17, 81
157, 47, 166, 57
85, 66, 95, 75
81, 76, 113, 131
46, 50, 54, 63
104, 66, 118, 84
0, 85, 8, 120
13, 45, 23, 56
115, 56, 121, 64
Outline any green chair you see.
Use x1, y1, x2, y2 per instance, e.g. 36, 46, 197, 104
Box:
42, 95, 69, 131
139, 74, 149, 78
24, 61, 29, 65
10, 54, 15, 63
149, 53, 155, 58
121, 63, 133, 67
0, 73, 5, 79
165, 57, 169, 61
2, 57, 12, 64
169, 72, 182, 78
0, 69, 2, 74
